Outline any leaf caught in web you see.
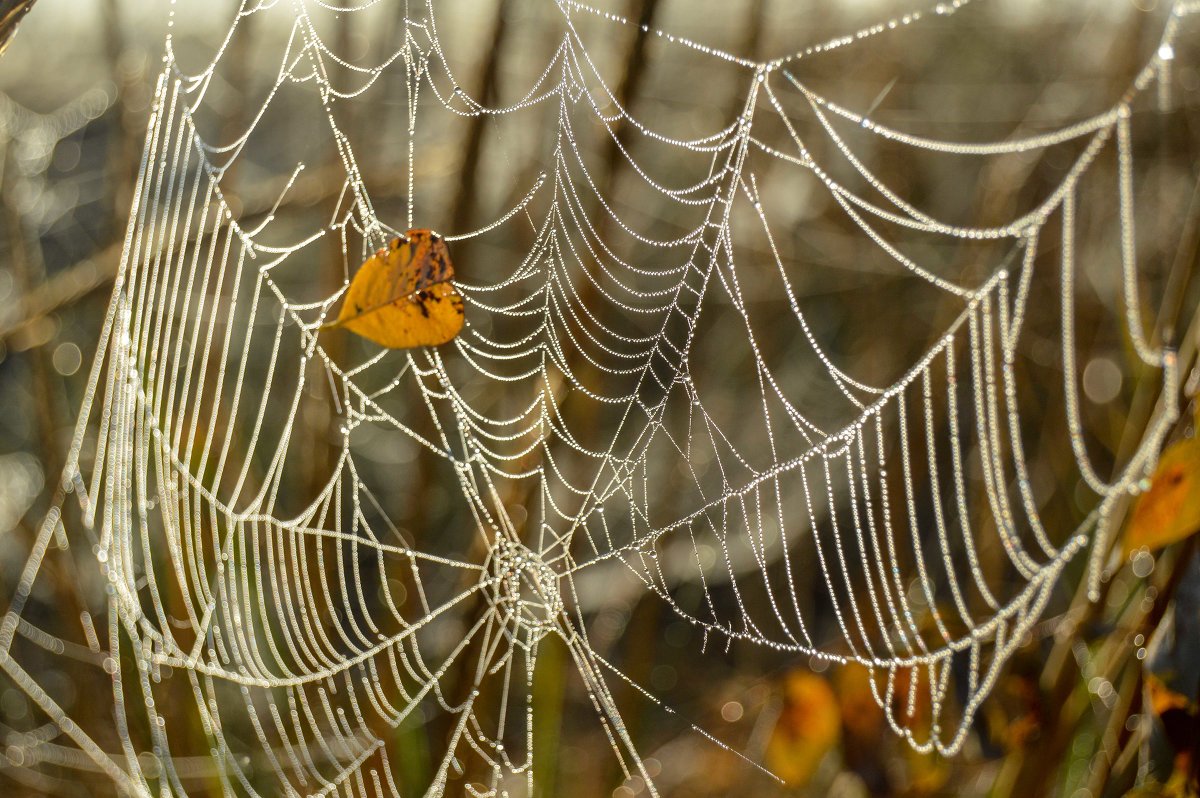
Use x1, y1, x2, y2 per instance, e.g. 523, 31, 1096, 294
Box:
1123, 436, 1200, 558
326, 229, 464, 349
766, 670, 840, 786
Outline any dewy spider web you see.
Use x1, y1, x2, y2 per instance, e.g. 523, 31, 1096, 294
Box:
0, 0, 1194, 795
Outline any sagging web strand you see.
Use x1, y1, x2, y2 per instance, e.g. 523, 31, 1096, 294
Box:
0, 0, 1192, 794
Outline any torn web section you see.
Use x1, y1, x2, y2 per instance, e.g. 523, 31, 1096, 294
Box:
555, 24, 1182, 756
768, 41, 1178, 568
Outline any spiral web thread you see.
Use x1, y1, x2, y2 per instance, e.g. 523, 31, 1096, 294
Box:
0, 0, 1194, 795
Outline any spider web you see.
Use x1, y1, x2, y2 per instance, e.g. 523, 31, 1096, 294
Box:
0, 0, 1193, 795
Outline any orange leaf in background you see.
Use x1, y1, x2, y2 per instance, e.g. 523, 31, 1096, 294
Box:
1123, 436, 1200, 558
1146, 673, 1194, 718
765, 670, 840, 787
836, 663, 884, 743
1143, 674, 1200, 797
884, 665, 935, 738
985, 670, 1042, 751
326, 229, 465, 349
875, 666, 948, 794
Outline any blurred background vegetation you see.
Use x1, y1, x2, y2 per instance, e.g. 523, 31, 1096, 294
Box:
0, 1, 1198, 796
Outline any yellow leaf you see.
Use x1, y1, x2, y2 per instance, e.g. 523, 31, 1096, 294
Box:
766, 670, 840, 787
326, 229, 465, 349
1124, 436, 1200, 558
